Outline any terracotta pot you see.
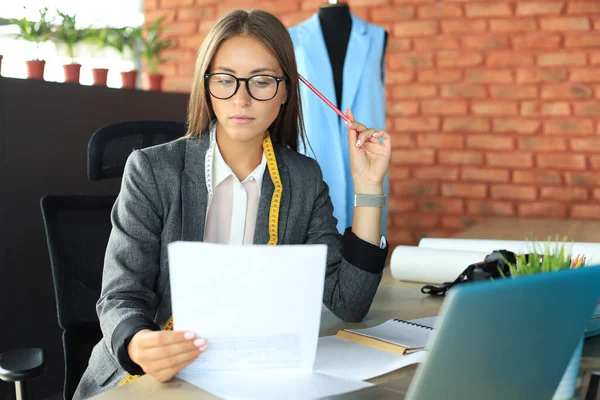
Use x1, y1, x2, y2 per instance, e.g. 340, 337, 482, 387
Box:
144, 73, 164, 91
0, 55, 3, 77
63, 63, 81, 83
92, 68, 109, 86
26, 60, 45, 80
120, 70, 138, 89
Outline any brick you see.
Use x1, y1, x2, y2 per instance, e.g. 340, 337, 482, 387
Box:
390, 132, 417, 148
517, 69, 567, 83
567, 1, 600, 13
541, 84, 593, 99
419, 199, 464, 214
386, 71, 414, 84
417, 133, 464, 148
418, 3, 463, 18
389, 167, 411, 180
198, 19, 217, 34
490, 18, 537, 33
462, 167, 510, 182
538, 52, 587, 66
145, 0, 158, 10
176, 62, 195, 76
392, 214, 440, 229
513, 170, 562, 184
391, 149, 436, 164
566, 172, 600, 186
440, 216, 479, 230
519, 203, 568, 218
413, 37, 460, 51
371, 6, 415, 22
442, 183, 487, 198
388, 53, 434, 69
393, 21, 438, 37
494, 118, 541, 134
472, 101, 518, 116
595, 189, 600, 200
441, 20, 487, 34
387, 101, 419, 116
571, 138, 600, 151
159, 0, 193, 7
465, 70, 513, 84
574, 102, 600, 117
392, 84, 437, 99
393, 181, 438, 197
394, 117, 440, 131
518, 137, 567, 151
466, 3, 512, 17
387, 38, 412, 52
513, 33, 562, 49
281, 12, 315, 27
441, 84, 486, 98
177, 7, 215, 20
487, 152, 534, 168
437, 51, 483, 68
544, 119, 595, 134
490, 85, 538, 99
521, 101, 571, 116
439, 150, 483, 165
487, 52, 534, 66
467, 200, 515, 216
572, 205, 600, 218
540, 17, 591, 31
166, 21, 197, 35
517, 2, 564, 15
387, 229, 414, 246
443, 117, 490, 132
421, 100, 468, 115
388, 198, 418, 213
413, 166, 460, 180
462, 36, 510, 50
564, 34, 600, 48
418, 70, 462, 83
491, 184, 537, 201
537, 154, 586, 170
164, 77, 194, 93
571, 69, 600, 83
179, 34, 207, 49
541, 186, 589, 201
468, 135, 514, 150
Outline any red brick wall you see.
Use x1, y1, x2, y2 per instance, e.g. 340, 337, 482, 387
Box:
146, 0, 600, 248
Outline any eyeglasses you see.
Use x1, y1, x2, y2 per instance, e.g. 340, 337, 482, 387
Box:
204, 73, 286, 101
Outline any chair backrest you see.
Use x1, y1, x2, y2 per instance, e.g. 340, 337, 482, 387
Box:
88, 120, 185, 181
40, 195, 116, 399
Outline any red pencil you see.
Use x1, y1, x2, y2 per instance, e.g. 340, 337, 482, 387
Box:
298, 74, 352, 124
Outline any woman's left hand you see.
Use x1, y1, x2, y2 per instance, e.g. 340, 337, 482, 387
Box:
345, 108, 391, 194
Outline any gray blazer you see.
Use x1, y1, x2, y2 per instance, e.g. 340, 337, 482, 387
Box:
73, 132, 383, 399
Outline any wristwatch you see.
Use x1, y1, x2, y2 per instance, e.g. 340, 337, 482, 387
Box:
354, 193, 387, 208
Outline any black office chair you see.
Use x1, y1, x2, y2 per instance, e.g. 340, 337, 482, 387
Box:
88, 120, 185, 181
40, 195, 116, 400
0, 348, 45, 400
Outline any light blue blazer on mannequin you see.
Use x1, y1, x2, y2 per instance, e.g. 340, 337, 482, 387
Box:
289, 13, 388, 235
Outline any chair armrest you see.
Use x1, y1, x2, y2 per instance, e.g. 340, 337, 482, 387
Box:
0, 348, 46, 382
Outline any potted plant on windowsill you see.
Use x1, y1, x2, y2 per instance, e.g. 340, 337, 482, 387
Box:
54, 10, 87, 84
84, 27, 111, 86
106, 26, 142, 89
140, 16, 173, 91
11, 7, 54, 80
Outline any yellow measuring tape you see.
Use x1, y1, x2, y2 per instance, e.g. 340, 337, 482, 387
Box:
119, 132, 282, 386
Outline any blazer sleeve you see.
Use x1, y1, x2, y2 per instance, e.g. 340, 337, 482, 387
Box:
96, 150, 162, 368
303, 159, 388, 322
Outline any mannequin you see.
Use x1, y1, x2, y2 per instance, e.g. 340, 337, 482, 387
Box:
318, 1, 388, 109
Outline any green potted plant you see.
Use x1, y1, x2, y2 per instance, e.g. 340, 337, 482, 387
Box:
11, 7, 54, 80
84, 27, 112, 86
140, 16, 173, 91
106, 26, 142, 89
54, 10, 87, 84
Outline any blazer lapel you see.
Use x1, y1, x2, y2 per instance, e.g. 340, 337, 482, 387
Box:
341, 14, 370, 115
181, 132, 211, 241
253, 145, 290, 245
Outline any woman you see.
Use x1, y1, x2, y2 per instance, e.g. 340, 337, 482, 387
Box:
74, 9, 391, 399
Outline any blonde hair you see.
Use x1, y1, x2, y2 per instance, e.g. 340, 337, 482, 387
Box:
185, 9, 306, 152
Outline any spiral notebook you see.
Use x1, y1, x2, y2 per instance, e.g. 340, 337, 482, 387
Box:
336, 317, 437, 355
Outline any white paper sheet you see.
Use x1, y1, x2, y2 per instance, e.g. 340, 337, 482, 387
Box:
177, 369, 373, 400
313, 336, 427, 381
390, 245, 489, 284
418, 238, 600, 265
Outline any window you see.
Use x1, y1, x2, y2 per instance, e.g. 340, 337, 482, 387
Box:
0, 1, 144, 87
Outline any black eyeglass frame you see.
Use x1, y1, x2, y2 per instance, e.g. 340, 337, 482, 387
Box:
204, 73, 287, 101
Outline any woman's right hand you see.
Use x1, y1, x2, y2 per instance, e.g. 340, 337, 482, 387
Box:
128, 329, 208, 382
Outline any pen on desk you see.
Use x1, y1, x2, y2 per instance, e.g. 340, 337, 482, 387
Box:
298, 74, 352, 124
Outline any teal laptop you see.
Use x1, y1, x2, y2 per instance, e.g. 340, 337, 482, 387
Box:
330, 266, 600, 399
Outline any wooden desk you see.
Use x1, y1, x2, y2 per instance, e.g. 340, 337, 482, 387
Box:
94, 217, 600, 399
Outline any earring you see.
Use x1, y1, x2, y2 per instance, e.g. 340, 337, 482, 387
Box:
281, 100, 286, 105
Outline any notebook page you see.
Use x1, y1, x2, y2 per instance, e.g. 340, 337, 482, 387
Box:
345, 320, 432, 349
